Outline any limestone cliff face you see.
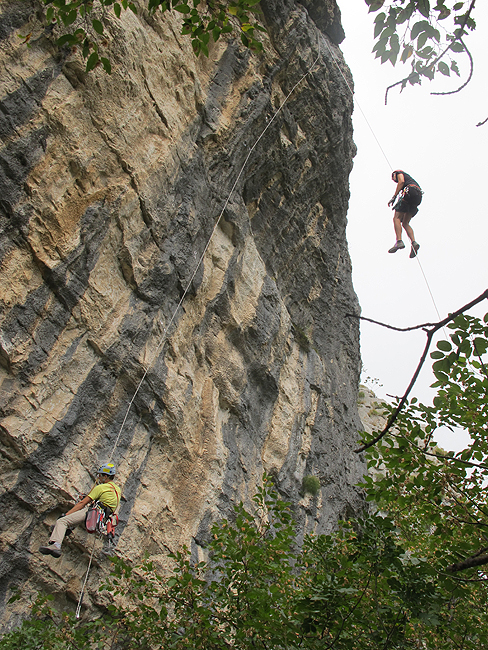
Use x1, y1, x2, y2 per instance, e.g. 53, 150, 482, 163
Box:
0, 0, 364, 624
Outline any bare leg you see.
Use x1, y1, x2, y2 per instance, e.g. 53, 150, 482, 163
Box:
393, 212, 403, 241
402, 214, 415, 243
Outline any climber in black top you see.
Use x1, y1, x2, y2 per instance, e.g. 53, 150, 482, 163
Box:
387, 170, 422, 258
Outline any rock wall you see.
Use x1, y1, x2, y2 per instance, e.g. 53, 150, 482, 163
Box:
0, 0, 365, 625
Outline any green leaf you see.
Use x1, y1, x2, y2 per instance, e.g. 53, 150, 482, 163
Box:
114, 2, 121, 17
438, 61, 450, 76
437, 340, 452, 352
430, 351, 444, 359
459, 339, 471, 354
417, 0, 431, 18
62, 9, 78, 26
367, 0, 385, 12
417, 31, 429, 48
92, 19, 104, 34
174, 3, 191, 12
411, 20, 429, 39
417, 46, 434, 60
46, 7, 55, 23
374, 20, 385, 38
56, 34, 78, 47
473, 337, 488, 354
436, 5, 450, 19
450, 41, 465, 52
86, 51, 99, 72
101, 57, 112, 74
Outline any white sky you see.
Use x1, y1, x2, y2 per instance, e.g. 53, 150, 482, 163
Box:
339, 1, 487, 450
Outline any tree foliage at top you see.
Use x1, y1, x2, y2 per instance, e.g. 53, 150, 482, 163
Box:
365, 0, 477, 100
23, 0, 266, 73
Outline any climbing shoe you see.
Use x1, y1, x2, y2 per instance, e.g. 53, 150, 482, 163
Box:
409, 241, 420, 258
388, 241, 405, 253
39, 543, 62, 558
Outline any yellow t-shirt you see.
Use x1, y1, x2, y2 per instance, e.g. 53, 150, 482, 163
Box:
88, 482, 121, 511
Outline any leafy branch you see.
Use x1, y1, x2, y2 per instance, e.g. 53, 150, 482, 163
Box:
352, 288, 488, 452
365, 0, 477, 103
29, 0, 266, 73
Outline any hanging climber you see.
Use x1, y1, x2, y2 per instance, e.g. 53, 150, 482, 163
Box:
39, 463, 121, 558
387, 170, 423, 257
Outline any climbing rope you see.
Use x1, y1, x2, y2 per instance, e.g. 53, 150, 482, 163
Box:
76, 29, 445, 614
322, 39, 394, 172
323, 38, 445, 331
73, 34, 325, 618
75, 535, 97, 619
108, 36, 322, 462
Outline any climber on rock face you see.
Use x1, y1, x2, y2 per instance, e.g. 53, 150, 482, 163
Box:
387, 170, 423, 258
39, 463, 121, 558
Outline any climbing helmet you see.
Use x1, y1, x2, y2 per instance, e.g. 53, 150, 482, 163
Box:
98, 462, 116, 476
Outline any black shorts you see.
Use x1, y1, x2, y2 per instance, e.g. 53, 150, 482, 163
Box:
395, 185, 422, 217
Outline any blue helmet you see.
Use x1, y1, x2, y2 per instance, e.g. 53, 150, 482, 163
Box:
98, 463, 116, 476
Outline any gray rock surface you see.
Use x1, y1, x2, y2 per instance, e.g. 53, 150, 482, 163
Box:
0, 0, 365, 625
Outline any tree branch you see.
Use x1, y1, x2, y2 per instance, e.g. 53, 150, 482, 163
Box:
399, 435, 488, 471
431, 39, 473, 96
476, 117, 488, 127
384, 0, 477, 105
346, 314, 438, 332
355, 289, 488, 453
448, 548, 488, 573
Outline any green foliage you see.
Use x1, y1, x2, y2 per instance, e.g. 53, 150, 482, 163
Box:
302, 474, 321, 496
2, 311, 488, 649
366, 0, 476, 89
297, 513, 451, 648
292, 324, 312, 353
34, 0, 266, 73
0, 592, 106, 649
361, 310, 488, 646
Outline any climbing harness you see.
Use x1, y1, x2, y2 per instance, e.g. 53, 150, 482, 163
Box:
85, 481, 120, 538
85, 502, 118, 541
74, 506, 118, 618
391, 185, 423, 211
